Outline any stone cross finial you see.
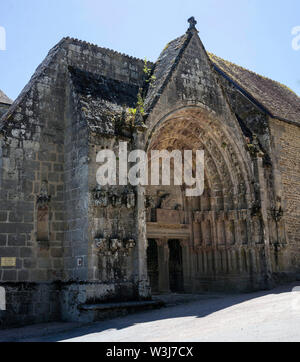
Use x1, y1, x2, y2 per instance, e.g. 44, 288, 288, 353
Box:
188, 17, 197, 31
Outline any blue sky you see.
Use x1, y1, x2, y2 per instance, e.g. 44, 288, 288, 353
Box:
0, 0, 299, 100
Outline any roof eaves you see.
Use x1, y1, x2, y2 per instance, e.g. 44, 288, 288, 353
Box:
214, 63, 300, 127
212, 63, 274, 118
64, 37, 153, 66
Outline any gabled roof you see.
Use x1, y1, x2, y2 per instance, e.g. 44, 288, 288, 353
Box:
144, 29, 300, 125
0, 89, 12, 105
144, 33, 192, 113
1, 28, 300, 134
209, 53, 300, 124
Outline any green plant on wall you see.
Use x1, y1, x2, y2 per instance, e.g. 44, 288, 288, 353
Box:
143, 58, 156, 85
126, 58, 156, 128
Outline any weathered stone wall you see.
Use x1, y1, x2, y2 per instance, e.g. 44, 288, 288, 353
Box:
216, 73, 271, 154
62, 77, 89, 283
88, 136, 136, 279
0, 37, 150, 325
213, 63, 300, 284
63, 38, 147, 87
269, 118, 300, 276
0, 42, 67, 327
0, 282, 60, 328
0, 34, 152, 326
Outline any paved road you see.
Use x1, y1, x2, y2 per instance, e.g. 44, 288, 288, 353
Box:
14, 283, 300, 342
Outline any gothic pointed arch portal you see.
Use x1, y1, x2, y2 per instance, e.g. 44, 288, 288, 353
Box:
145, 106, 267, 293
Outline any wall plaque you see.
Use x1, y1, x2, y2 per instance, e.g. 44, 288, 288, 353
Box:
1, 257, 16, 267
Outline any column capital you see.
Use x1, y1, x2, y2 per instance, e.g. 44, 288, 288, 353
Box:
156, 238, 168, 247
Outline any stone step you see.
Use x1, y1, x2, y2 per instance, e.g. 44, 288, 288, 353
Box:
78, 300, 165, 322
79, 300, 165, 312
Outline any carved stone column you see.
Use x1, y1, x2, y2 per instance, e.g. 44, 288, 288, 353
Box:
156, 239, 170, 293
180, 239, 191, 292
133, 130, 151, 299
193, 222, 201, 248
256, 157, 273, 283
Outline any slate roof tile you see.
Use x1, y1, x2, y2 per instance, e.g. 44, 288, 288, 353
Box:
0, 89, 12, 105
209, 53, 300, 124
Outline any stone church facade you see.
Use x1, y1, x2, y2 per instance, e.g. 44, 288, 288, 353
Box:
0, 18, 300, 327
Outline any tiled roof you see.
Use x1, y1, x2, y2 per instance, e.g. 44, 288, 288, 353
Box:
2, 32, 299, 133
144, 33, 192, 113
209, 53, 300, 124
144, 30, 300, 125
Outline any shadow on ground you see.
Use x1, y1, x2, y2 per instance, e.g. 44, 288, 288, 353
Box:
11, 282, 299, 342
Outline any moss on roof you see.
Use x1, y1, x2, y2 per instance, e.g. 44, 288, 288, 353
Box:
208, 53, 300, 124
144, 33, 192, 113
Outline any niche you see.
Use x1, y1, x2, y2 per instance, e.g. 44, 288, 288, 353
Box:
36, 181, 51, 242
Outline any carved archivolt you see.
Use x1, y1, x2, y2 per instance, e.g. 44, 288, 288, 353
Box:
145, 106, 258, 249
147, 109, 253, 208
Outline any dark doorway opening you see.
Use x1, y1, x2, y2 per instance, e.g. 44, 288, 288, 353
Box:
147, 239, 159, 293
168, 240, 184, 292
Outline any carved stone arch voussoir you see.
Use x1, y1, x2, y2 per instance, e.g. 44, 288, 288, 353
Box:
145, 106, 255, 211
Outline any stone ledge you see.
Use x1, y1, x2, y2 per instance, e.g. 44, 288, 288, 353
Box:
79, 300, 165, 311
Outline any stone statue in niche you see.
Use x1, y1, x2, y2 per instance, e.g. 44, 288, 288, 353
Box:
37, 181, 51, 243
126, 189, 136, 209
111, 193, 122, 208
93, 185, 136, 209
157, 192, 171, 209
37, 181, 51, 206
251, 200, 261, 217
246, 134, 264, 158
125, 239, 136, 250
110, 239, 123, 253
145, 195, 155, 209
175, 204, 183, 211
95, 235, 136, 256
93, 186, 108, 207
270, 206, 283, 222
95, 238, 107, 252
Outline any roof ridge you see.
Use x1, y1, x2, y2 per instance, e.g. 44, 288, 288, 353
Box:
63, 36, 154, 65
208, 52, 299, 98
0, 38, 65, 133
144, 32, 192, 114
